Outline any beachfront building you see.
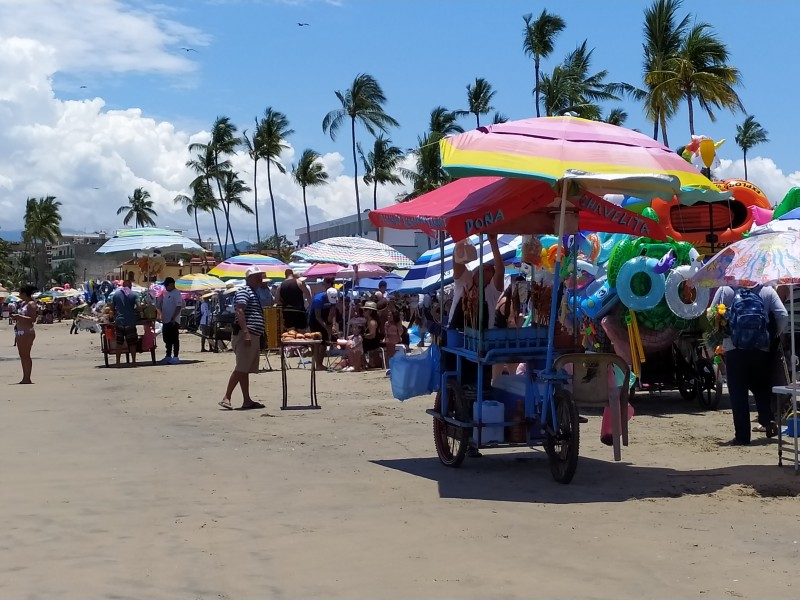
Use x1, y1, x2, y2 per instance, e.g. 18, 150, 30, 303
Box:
295, 211, 433, 261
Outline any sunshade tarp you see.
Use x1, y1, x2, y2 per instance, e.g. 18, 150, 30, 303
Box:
370, 177, 666, 241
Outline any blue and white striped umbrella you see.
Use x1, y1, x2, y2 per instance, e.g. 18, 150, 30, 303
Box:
399, 234, 522, 294
95, 227, 204, 255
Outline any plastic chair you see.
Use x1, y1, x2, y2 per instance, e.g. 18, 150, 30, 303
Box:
553, 353, 631, 462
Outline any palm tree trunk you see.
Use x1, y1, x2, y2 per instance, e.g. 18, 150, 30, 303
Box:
253, 158, 260, 248
194, 210, 209, 270
475, 112, 480, 128
210, 208, 224, 259
660, 113, 669, 148
743, 149, 748, 180
373, 181, 379, 211
687, 94, 695, 136
535, 56, 541, 118
652, 110, 659, 140
351, 117, 362, 236
303, 187, 311, 244
266, 162, 279, 241
226, 202, 239, 255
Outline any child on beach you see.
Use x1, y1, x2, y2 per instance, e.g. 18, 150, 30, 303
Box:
336, 326, 364, 372
384, 310, 403, 362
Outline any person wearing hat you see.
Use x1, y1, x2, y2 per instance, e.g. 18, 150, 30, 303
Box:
361, 300, 382, 368
308, 286, 339, 370
157, 276, 184, 364
218, 266, 266, 410
199, 293, 212, 352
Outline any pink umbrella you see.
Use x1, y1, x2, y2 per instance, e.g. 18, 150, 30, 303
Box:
303, 263, 389, 279
302, 263, 343, 278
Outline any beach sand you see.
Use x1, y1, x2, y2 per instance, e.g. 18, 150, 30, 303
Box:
1, 322, 799, 599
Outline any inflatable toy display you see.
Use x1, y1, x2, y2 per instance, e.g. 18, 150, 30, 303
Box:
650, 179, 769, 254
664, 262, 710, 320
616, 257, 665, 312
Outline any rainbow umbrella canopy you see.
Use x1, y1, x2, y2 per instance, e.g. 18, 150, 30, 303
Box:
174, 273, 226, 292
439, 116, 727, 205
208, 254, 289, 280
95, 227, 204, 254
292, 237, 413, 269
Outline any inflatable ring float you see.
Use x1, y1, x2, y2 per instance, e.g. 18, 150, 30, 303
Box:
616, 257, 665, 312
665, 265, 710, 320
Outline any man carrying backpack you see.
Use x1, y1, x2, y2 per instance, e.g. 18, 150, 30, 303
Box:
712, 284, 787, 445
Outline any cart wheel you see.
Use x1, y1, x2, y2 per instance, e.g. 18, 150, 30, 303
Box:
433, 379, 469, 468
544, 389, 580, 484
695, 357, 721, 410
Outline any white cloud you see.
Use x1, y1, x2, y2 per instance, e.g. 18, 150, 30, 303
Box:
715, 158, 800, 207
0, 0, 410, 244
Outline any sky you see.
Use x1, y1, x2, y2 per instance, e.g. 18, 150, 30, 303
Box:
1, 0, 799, 245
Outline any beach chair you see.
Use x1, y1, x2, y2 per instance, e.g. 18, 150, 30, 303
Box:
553, 353, 631, 462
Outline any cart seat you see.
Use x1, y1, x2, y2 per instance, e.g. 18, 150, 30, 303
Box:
553, 353, 630, 462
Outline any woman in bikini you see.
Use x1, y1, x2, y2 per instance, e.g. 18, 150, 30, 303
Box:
12, 285, 38, 384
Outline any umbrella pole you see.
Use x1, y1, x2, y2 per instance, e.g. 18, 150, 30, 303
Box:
439, 231, 445, 330
478, 233, 485, 356
792, 288, 798, 472
545, 183, 570, 375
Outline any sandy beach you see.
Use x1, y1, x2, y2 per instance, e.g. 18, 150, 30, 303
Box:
1, 321, 800, 599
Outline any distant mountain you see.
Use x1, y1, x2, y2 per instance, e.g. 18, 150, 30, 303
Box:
0, 229, 23, 242
213, 241, 255, 258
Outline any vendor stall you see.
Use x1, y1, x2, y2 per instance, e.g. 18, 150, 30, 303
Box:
371, 115, 728, 484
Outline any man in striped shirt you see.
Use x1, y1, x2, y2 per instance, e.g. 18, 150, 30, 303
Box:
218, 267, 266, 410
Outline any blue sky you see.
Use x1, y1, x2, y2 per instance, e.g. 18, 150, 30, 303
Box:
2, 0, 799, 242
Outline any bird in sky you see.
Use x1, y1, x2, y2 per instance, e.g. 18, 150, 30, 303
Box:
79, 85, 87, 89
297, 22, 310, 26
180, 47, 198, 52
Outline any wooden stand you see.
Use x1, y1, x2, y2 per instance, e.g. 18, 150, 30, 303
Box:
280, 340, 321, 410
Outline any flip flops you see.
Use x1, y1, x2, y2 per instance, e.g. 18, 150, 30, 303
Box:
218, 400, 233, 410
236, 401, 265, 411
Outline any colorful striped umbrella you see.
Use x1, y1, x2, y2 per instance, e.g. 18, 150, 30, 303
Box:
209, 254, 289, 280
399, 234, 521, 293
440, 116, 727, 205
303, 263, 389, 279
292, 237, 413, 268
174, 274, 226, 292
95, 227, 204, 254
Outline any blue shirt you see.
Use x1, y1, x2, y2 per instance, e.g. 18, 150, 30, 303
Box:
309, 292, 332, 323
112, 288, 139, 327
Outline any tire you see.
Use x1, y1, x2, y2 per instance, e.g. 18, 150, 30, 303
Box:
543, 388, 580, 484
695, 357, 721, 410
433, 379, 470, 468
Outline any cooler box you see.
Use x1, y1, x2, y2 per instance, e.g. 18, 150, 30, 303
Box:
472, 400, 505, 445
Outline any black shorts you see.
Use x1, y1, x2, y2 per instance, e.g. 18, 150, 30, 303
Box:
283, 308, 308, 330
309, 319, 330, 342
116, 325, 138, 347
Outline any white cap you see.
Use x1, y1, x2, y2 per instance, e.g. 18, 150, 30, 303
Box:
245, 266, 263, 278
326, 287, 338, 302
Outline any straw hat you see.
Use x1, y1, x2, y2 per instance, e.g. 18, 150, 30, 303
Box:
363, 300, 378, 312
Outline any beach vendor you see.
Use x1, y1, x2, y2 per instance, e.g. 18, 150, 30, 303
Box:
110, 279, 140, 368
277, 269, 309, 330
158, 276, 184, 364
308, 287, 339, 371
447, 233, 504, 330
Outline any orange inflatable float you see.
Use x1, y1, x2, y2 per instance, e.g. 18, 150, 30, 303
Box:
650, 178, 770, 254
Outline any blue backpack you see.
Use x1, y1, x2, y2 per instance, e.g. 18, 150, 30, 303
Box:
729, 287, 769, 351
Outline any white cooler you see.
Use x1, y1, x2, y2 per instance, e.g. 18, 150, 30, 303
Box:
473, 400, 505, 445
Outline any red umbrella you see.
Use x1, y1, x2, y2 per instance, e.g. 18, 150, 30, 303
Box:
370, 176, 666, 241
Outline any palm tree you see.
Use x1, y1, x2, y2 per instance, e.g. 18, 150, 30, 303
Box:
23, 195, 62, 286
186, 145, 226, 256
174, 180, 215, 268
219, 171, 253, 251
492, 111, 509, 124
116, 187, 157, 227
538, 42, 621, 118
522, 9, 566, 118
735, 115, 769, 180
652, 22, 744, 135
322, 73, 399, 236
428, 106, 464, 137
189, 116, 241, 256
640, 0, 689, 145
604, 108, 628, 126
257, 108, 294, 243
359, 135, 404, 211
458, 77, 497, 128
292, 149, 329, 243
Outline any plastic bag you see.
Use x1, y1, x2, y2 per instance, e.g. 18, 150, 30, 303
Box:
389, 344, 441, 401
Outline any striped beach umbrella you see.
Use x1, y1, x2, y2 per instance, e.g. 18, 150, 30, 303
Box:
209, 254, 289, 280
292, 237, 413, 269
174, 274, 226, 292
399, 234, 521, 294
95, 227, 204, 254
